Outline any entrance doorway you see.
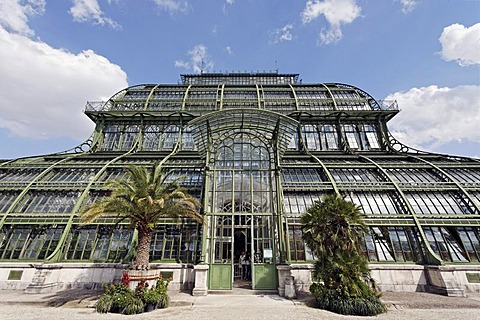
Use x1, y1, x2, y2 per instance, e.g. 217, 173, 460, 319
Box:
233, 225, 251, 289
209, 214, 277, 290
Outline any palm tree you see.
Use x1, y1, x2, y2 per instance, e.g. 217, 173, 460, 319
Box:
81, 163, 203, 270
301, 194, 386, 315
301, 193, 367, 262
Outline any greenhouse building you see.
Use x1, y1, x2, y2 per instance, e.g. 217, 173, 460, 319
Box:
0, 72, 479, 296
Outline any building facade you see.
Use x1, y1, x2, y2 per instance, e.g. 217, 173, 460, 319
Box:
0, 73, 479, 296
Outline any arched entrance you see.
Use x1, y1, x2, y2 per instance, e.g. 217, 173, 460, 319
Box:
189, 109, 298, 291
207, 134, 277, 290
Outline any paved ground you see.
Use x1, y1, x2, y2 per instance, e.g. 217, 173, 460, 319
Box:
0, 289, 479, 320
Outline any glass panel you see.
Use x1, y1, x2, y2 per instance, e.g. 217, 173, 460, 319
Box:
331, 168, 383, 183
120, 125, 139, 150
0, 191, 20, 213
332, 90, 369, 110
102, 125, 121, 151
386, 168, 443, 183
142, 125, 161, 150
423, 227, 468, 262
44, 169, 97, 183
444, 169, 480, 184
283, 192, 321, 216
160, 125, 179, 150
0, 225, 65, 260
16, 191, 81, 213
0, 169, 40, 182
343, 124, 359, 149
288, 224, 305, 261
65, 225, 132, 261
405, 192, 475, 215
345, 191, 405, 215
364, 125, 380, 149
253, 216, 273, 264
457, 227, 480, 262
213, 216, 233, 263
281, 168, 326, 187
319, 125, 338, 150
301, 124, 320, 151
181, 126, 195, 150
212, 133, 272, 214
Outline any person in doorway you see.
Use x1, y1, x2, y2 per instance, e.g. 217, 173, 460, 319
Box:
240, 251, 247, 280
245, 253, 251, 281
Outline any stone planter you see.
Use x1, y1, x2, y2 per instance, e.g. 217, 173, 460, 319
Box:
126, 269, 161, 290
144, 303, 157, 312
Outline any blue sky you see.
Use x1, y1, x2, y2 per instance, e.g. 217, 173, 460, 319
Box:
0, 0, 479, 159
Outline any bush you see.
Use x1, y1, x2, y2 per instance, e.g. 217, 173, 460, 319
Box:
142, 289, 161, 305
157, 292, 170, 308
153, 276, 171, 308
122, 296, 144, 315
95, 294, 113, 313
112, 292, 134, 312
310, 283, 387, 316
94, 272, 171, 314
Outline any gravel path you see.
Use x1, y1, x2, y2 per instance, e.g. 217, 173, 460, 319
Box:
1, 290, 479, 320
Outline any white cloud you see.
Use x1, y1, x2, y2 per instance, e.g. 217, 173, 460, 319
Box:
271, 24, 294, 44
439, 23, 480, 66
0, 26, 128, 140
399, 0, 418, 13
70, 0, 120, 29
224, 46, 234, 55
301, 0, 361, 45
0, 0, 45, 36
174, 44, 214, 73
386, 85, 480, 152
223, 0, 234, 14
152, 0, 190, 14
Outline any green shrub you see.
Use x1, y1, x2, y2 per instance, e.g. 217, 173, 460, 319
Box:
95, 294, 113, 313
112, 292, 133, 311
154, 276, 171, 308
142, 289, 161, 305
157, 292, 170, 308
122, 297, 145, 315
310, 283, 387, 316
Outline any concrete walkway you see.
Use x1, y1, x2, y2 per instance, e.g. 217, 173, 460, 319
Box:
0, 289, 479, 320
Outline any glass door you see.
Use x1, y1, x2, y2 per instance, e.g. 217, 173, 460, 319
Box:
252, 216, 276, 290
209, 216, 233, 289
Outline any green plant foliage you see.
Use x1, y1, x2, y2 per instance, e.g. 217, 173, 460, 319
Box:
142, 288, 161, 305
310, 283, 387, 316
81, 163, 203, 269
157, 292, 170, 308
94, 273, 171, 314
302, 194, 387, 316
95, 294, 113, 313
112, 291, 133, 310
154, 276, 171, 308
122, 296, 145, 315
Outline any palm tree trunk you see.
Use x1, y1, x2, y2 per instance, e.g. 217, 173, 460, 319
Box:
133, 226, 153, 270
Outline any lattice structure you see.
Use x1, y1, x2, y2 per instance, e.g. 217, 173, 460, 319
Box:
1, 73, 479, 278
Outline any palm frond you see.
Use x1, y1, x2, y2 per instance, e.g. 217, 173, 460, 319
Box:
79, 162, 203, 268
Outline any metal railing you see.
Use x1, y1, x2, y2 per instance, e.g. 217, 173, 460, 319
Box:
377, 100, 398, 111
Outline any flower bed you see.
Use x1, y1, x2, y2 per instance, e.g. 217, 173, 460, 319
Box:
95, 272, 171, 315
